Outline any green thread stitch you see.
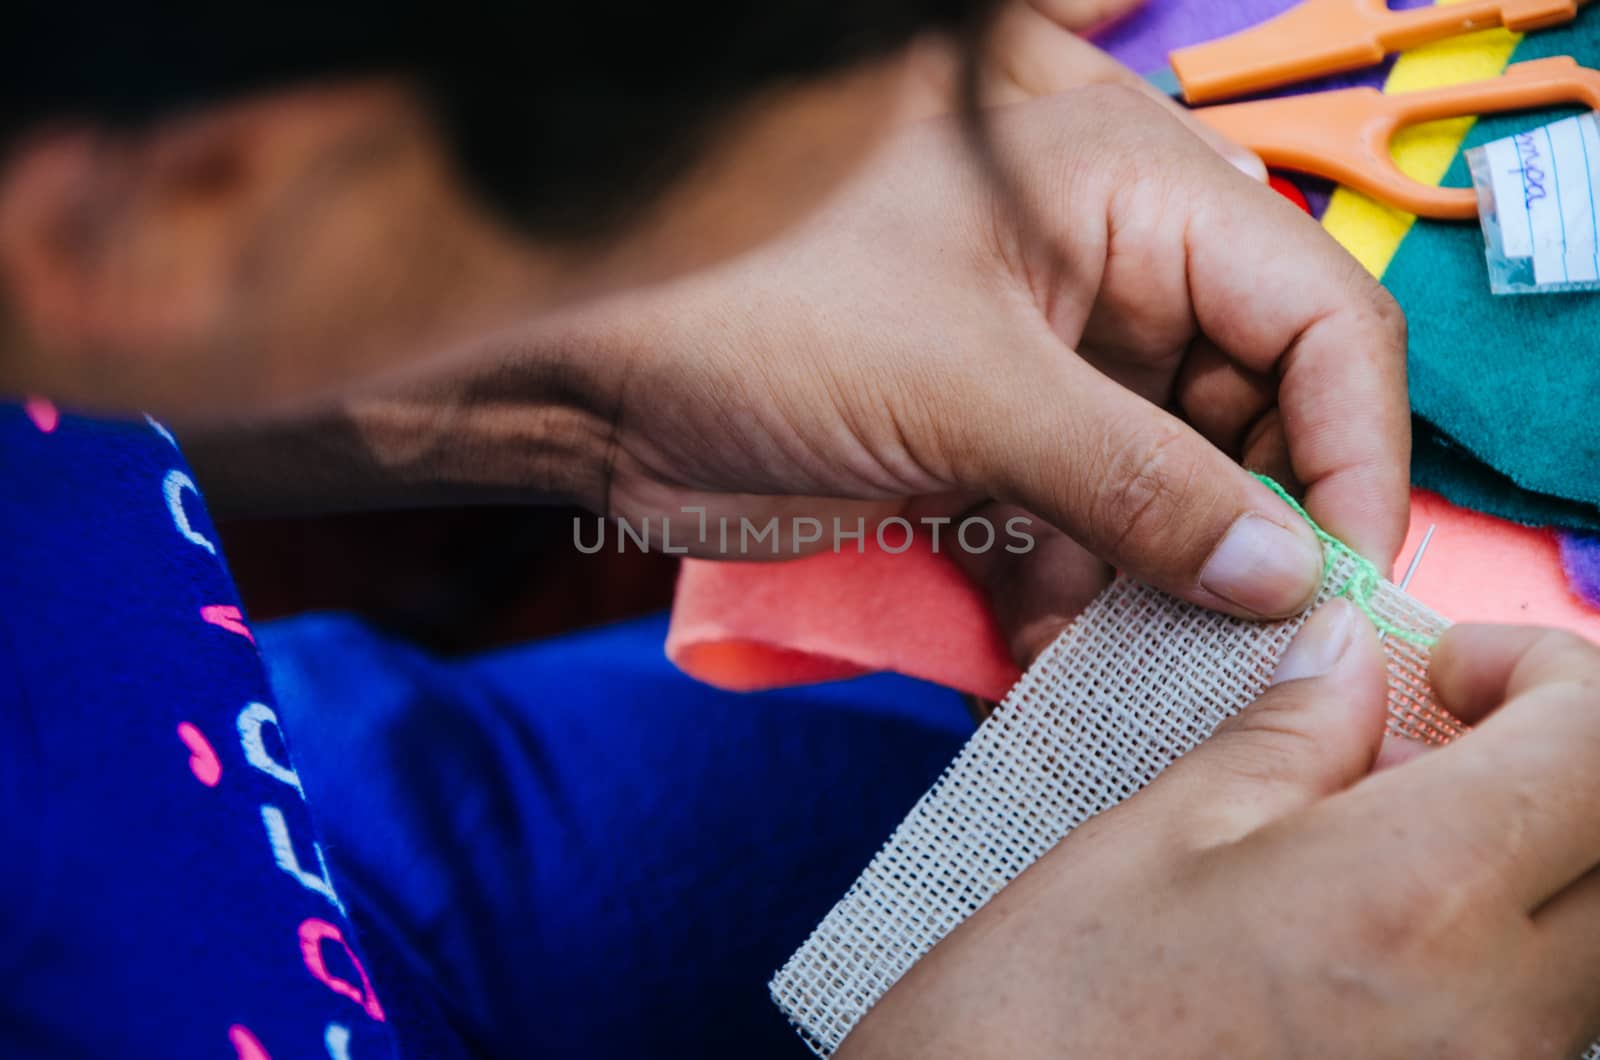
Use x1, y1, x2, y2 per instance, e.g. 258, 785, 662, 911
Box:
1253, 474, 1437, 648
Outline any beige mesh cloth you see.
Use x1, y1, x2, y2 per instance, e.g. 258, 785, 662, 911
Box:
771, 550, 1478, 1056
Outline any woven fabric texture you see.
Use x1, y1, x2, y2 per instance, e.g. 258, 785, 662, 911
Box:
772, 553, 1462, 1056
1414, 421, 1600, 532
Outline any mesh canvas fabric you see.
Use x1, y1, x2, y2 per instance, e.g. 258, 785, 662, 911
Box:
771, 551, 1465, 1056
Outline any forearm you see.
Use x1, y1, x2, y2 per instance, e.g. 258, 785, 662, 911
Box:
182, 325, 620, 518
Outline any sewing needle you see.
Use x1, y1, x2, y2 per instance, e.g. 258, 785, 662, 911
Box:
1397, 524, 1436, 593
1374, 523, 1436, 648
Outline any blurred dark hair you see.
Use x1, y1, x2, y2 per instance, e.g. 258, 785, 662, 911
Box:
7, 1, 996, 239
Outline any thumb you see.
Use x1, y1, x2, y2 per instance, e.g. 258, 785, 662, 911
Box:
977, 360, 1325, 619
1149, 600, 1390, 849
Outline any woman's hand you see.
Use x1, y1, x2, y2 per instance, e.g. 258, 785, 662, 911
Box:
192, 85, 1391, 668
838, 609, 1600, 1059
581, 85, 1406, 662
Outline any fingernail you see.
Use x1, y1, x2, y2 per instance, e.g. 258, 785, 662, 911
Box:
1201, 514, 1323, 617
1198, 128, 1267, 182
1272, 599, 1357, 685
1227, 145, 1268, 183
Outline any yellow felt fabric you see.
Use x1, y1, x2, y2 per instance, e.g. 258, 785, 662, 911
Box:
1320, 1, 1520, 277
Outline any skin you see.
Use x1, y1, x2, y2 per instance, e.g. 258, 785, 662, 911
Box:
4, 0, 1600, 1051
192, 82, 1405, 639
839, 605, 1600, 1060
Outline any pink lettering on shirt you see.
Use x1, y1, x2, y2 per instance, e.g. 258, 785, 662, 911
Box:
177, 721, 223, 787
24, 397, 58, 433
201, 604, 256, 644
229, 1024, 272, 1060
299, 918, 386, 1023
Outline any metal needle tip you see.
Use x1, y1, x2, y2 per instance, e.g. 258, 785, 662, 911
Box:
1397, 524, 1437, 592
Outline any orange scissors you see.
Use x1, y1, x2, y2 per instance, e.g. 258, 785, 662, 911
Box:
1144, 0, 1600, 218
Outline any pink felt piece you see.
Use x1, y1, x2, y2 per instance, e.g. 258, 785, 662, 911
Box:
1398, 491, 1600, 640
667, 490, 1600, 699
666, 542, 1019, 700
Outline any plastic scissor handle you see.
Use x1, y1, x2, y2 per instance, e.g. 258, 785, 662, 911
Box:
1170, 0, 1578, 104
1192, 57, 1600, 219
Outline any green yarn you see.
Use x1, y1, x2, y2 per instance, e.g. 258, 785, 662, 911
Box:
1254, 475, 1437, 648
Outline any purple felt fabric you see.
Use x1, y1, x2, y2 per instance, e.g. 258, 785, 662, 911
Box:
1090, 0, 1302, 79
1560, 534, 1600, 609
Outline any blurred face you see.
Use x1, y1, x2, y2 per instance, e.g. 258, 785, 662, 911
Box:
0, 50, 923, 421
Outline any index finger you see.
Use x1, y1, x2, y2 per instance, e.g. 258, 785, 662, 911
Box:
1377, 626, 1600, 911
1430, 624, 1600, 725
1179, 154, 1412, 567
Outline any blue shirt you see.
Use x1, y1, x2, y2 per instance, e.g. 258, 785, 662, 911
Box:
0, 399, 975, 1059
0, 402, 402, 1060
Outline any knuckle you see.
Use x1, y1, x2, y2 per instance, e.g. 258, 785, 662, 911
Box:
1311, 815, 1501, 966
1202, 736, 1309, 793
1073, 86, 1183, 164
1368, 833, 1513, 960
1343, 863, 1465, 966
1536, 679, 1600, 734
1077, 80, 1154, 115
1205, 698, 1322, 787
1090, 422, 1195, 558
1525, 629, 1600, 682
1371, 285, 1408, 343
1367, 289, 1409, 380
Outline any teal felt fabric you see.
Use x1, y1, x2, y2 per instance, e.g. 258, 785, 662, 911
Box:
1413, 421, 1600, 530
1383, 13, 1600, 530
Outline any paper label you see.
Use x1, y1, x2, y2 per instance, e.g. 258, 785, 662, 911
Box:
1478, 113, 1600, 288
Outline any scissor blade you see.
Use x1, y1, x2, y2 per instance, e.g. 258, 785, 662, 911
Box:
1143, 63, 1183, 99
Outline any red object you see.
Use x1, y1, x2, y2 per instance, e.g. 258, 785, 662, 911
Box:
1269, 173, 1312, 213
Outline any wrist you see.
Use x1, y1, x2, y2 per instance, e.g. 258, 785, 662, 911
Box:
343, 378, 613, 512
185, 314, 625, 516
